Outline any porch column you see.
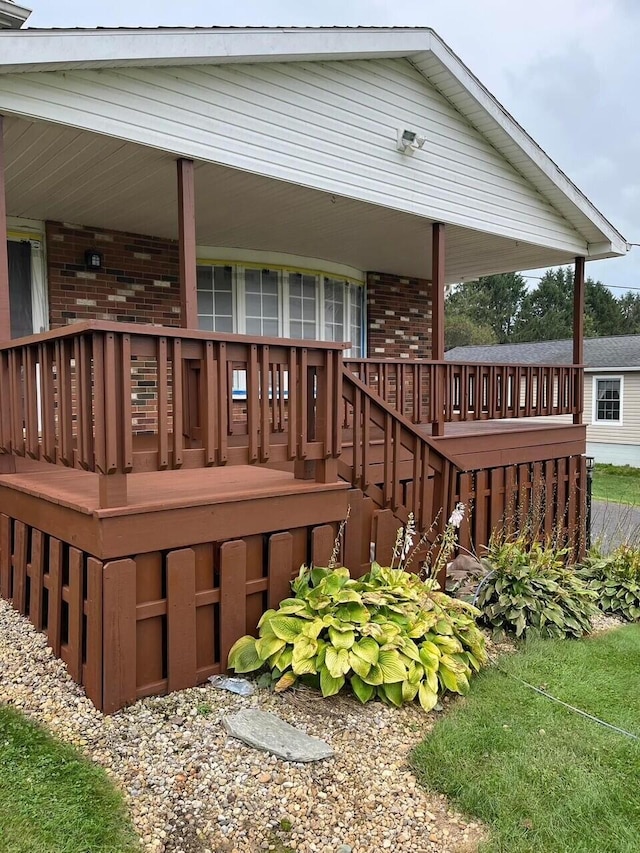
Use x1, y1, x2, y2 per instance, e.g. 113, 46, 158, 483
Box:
177, 158, 198, 329
431, 222, 445, 436
0, 115, 10, 343
572, 255, 585, 425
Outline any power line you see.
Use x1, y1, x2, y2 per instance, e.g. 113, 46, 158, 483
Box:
519, 273, 640, 293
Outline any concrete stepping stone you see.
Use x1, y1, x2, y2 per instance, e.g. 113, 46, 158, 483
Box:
223, 709, 334, 762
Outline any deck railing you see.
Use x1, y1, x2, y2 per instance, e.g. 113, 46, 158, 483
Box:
0, 322, 343, 499
344, 358, 583, 430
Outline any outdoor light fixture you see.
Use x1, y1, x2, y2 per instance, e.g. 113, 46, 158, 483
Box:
396, 128, 426, 156
84, 249, 103, 270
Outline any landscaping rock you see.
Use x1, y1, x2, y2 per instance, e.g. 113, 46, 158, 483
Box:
0, 597, 487, 853
223, 709, 334, 762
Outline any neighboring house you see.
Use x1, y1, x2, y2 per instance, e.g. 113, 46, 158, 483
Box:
446, 337, 640, 466
0, 9, 629, 710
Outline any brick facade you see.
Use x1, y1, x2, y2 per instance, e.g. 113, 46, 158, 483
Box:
46, 221, 181, 329
366, 271, 432, 359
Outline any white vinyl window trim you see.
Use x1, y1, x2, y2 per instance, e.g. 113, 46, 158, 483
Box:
591, 375, 624, 426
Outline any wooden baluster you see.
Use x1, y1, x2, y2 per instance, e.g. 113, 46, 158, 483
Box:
287, 348, 297, 461
259, 345, 270, 463
157, 337, 169, 470
172, 338, 184, 468
202, 340, 217, 466
78, 335, 94, 469
56, 340, 73, 466
120, 334, 133, 472
247, 345, 259, 463
391, 417, 401, 512
352, 383, 362, 487
332, 349, 342, 459
92, 333, 107, 474
383, 411, 393, 507
362, 394, 371, 490
24, 345, 38, 459
217, 342, 228, 464
299, 349, 308, 459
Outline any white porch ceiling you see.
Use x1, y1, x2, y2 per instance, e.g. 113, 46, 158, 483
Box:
4, 114, 578, 282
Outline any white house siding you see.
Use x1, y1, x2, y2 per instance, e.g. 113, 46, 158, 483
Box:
0, 57, 588, 255
586, 371, 640, 465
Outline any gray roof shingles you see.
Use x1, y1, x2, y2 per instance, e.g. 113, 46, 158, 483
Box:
445, 335, 640, 369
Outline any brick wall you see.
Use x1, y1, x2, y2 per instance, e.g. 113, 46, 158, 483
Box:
366, 272, 432, 359
46, 221, 181, 328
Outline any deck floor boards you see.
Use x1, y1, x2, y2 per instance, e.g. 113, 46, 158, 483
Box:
0, 459, 346, 517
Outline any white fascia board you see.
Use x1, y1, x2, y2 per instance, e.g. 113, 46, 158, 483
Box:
0, 26, 433, 72
585, 367, 640, 373
423, 33, 628, 258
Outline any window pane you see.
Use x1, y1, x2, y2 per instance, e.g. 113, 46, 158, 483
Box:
246, 292, 262, 315
324, 278, 345, 342
197, 267, 212, 290
199, 315, 214, 331
596, 379, 621, 421
214, 315, 233, 333
197, 291, 213, 315
289, 272, 317, 340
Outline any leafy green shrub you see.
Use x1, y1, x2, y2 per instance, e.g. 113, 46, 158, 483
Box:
228, 563, 487, 712
579, 545, 640, 621
476, 537, 596, 640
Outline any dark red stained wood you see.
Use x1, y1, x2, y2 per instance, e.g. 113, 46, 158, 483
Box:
172, 338, 184, 467
102, 558, 137, 714
28, 528, 44, 630
177, 158, 198, 330
311, 524, 336, 568
260, 345, 270, 463
0, 513, 11, 600
166, 548, 198, 693
573, 256, 585, 424
372, 510, 397, 568
12, 520, 27, 614
431, 222, 446, 436
0, 115, 10, 343
157, 337, 169, 470
66, 547, 84, 682
216, 341, 228, 463
84, 557, 103, 709
219, 540, 247, 671
268, 532, 294, 609
47, 538, 63, 656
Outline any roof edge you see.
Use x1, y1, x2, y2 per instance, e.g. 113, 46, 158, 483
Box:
0, 0, 31, 29
424, 32, 628, 257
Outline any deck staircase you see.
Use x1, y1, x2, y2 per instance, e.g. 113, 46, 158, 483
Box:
337, 367, 461, 556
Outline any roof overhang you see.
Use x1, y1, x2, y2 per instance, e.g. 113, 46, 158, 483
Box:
0, 25, 628, 260
0, 1, 31, 29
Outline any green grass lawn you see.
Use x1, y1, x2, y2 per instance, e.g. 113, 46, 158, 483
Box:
592, 464, 640, 506
411, 625, 640, 853
0, 705, 138, 853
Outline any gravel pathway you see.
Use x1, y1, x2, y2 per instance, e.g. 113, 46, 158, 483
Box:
0, 599, 485, 853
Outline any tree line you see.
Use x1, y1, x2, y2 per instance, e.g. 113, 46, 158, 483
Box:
445, 268, 640, 350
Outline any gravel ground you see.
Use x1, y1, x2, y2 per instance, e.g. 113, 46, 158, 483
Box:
0, 599, 485, 853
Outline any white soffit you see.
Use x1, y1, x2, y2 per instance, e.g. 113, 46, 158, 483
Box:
0, 25, 628, 257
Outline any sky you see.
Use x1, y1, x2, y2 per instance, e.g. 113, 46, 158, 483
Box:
24, 0, 640, 294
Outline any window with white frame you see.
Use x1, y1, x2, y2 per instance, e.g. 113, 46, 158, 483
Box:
196, 261, 364, 355
593, 376, 623, 424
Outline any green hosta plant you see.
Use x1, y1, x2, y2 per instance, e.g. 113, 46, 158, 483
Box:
228, 562, 487, 712
578, 545, 640, 621
477, 536, 596, 640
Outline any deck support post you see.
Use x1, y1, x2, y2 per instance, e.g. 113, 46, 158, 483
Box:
0, 115, 10, 343
99, 473, 128, 509
431, 222, 446, 436
572, 256, 585, 425
177, 158, 198, 330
